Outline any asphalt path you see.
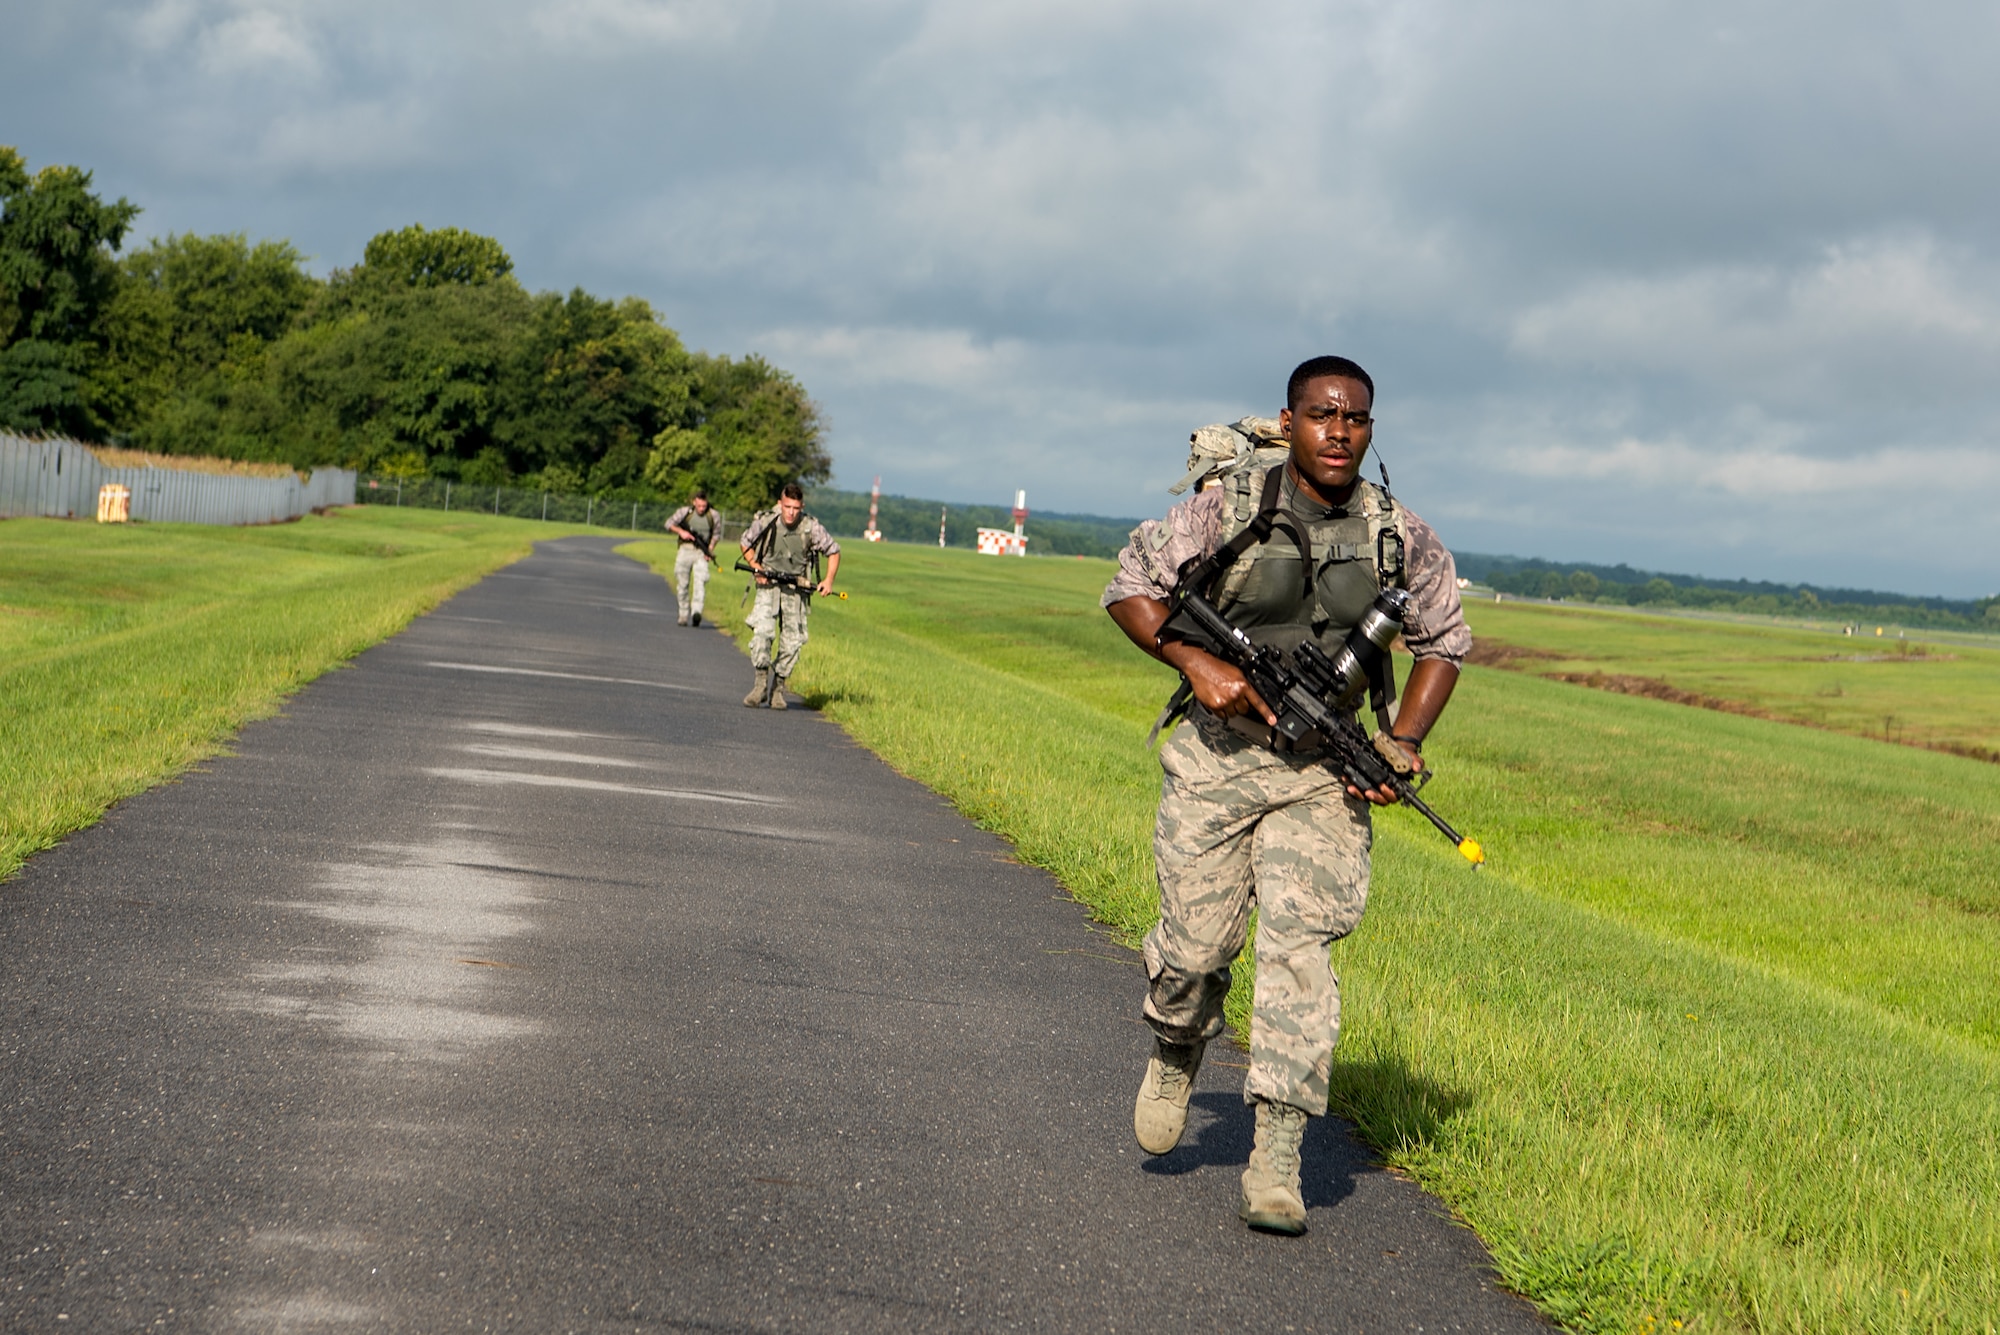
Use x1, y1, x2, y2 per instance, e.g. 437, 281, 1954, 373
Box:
1, 536, 1544, 1333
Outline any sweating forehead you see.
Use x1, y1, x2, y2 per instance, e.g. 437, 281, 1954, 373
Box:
1294, 374, 1373, 410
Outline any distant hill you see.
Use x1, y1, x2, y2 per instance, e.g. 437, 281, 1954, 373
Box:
1454, 551, 1998, 630
800, 486, 1997, 630
804, 486, 1140, 559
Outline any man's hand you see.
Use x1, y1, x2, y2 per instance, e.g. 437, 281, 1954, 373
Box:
1169, 645, 1276, 726
814, 579, 833, 597
1105, 594, 1276, 726
1347, 736, 1422, 805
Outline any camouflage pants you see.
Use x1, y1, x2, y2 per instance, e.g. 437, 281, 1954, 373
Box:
1143, 720, 1371, 1115
747, 585, 811, 677
673, 546, 711, 618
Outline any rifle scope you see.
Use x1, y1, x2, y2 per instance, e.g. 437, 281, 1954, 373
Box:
1296, 587, 1412, 710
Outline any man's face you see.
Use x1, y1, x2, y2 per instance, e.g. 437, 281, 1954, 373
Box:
1279, 375, 1374, 496
691, 497, 709, 514
778, 496, 804, 525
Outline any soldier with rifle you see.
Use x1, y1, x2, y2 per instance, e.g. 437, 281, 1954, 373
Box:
1102, 355, 1472, 1236
665, 489, 720, 627
736, 482, 841, 709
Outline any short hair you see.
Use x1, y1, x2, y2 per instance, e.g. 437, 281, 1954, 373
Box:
690, 487, 706, 501
1287, 356, 1375, 410
780, 482, 805, 502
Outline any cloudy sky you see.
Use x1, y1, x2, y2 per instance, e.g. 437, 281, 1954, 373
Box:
6, 0, 1997, 595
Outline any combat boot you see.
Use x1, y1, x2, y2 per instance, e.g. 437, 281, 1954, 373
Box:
1133, 1036, 1205, 1154
1239, 1099, 1309, 1235
769, 676, 789, 710
677, 612, 690, 626
690, 611, 702, 627
743, 669, 770, 707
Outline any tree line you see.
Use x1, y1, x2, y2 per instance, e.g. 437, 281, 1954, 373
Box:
1457, 553, 2000, 631
0, 147, 828, 510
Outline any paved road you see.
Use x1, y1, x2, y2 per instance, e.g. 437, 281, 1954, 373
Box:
1, 537, 1544, 1333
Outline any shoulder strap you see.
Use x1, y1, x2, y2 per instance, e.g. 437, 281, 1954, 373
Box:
1361, 482, 1407, 591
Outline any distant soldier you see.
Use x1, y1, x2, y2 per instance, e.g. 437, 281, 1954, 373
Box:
737, 482, 841, 709
1103, 355, 1471, 1236
665, 491, 721, 627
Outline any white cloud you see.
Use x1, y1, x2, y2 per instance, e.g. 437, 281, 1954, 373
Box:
753, 325, 1027, 391
1510, 234, 2000, 400
197, 6, 323, 78
1497, 437, 2000, 498
524, 0, 748, 53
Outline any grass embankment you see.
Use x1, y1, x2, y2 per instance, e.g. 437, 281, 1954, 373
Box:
0, 508, 588, 882
82, 445, 303, 478
1466, 599, 2000, 761
627, 539, 2000, 1335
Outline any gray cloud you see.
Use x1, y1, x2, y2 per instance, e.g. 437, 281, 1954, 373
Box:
5, 0, 1995, 594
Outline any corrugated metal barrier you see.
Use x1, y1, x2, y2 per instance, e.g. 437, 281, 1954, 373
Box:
0, 435, 356, 525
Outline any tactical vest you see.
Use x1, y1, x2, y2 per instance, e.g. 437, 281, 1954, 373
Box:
1211, 467, 1407, 654
1159, 460, 1409, 749
753, 513, 817, 581
679, 507, 717, 548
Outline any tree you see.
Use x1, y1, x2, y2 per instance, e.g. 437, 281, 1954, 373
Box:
360, 224, 513, 288
1634, 577, 1675, 604
99, 232, 317, 444
1568, 571, 1601, 601
0, 147, 140, 434
494, 291, 696, 483
645, 354, 830, 510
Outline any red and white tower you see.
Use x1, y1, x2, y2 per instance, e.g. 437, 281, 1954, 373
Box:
864, 476, 883, 542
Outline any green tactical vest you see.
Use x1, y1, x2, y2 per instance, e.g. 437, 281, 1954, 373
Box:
679, 507, 717, 548
1212, 467, 1407, 655
758, 514, 815, 580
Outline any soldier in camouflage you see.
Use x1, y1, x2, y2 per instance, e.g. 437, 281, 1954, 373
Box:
737, 482, 841, 710
664, 490, 720, 627
1103, 355, 1471, 1236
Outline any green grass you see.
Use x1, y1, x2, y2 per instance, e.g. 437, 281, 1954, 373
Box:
0, 508, 591, 882
1465, 598, 2000, 759
627, 539, 2000, 1334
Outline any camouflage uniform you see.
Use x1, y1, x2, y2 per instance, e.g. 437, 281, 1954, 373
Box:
665, 503, 719, 622
1104, 480, 1469, 1114
738, 509, 841, 679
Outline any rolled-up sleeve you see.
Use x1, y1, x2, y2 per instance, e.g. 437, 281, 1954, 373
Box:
808, 518, 841, 558
1399, 509, 1471, 666
1101, 490, 1226, 607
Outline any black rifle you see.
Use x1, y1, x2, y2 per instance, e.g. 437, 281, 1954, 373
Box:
1161, 559, 1484, 866
673, 521, 717, 562
733, 560, 849, 600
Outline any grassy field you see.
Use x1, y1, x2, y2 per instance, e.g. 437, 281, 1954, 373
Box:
628, 538, 2000, 1335
0, 508, 593, 883
1465, 598, 2000, 761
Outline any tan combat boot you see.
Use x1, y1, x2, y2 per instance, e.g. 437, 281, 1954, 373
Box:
1133, 1037, 1205, 1155
743, 669, 770, 707
1239, 1099, 1309, 1235
769, 676, 789, 710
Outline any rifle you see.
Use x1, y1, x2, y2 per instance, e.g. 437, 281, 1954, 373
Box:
733, 559, 849, 600
1161, 558, 1484, 867
671, 520, 717, 562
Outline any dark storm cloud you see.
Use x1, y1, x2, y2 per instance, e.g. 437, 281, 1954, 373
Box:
5, 0, 1995, 594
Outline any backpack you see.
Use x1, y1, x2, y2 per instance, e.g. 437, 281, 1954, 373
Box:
1168, 417, 1408, 609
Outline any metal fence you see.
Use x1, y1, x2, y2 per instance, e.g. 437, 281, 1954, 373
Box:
0, 434, 356, 525
352, 474, 732, 543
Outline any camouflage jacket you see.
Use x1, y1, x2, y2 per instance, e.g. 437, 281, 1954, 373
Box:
738, 511, 841, 560
666, 505, 719, 548
1101, 485, 1472, 666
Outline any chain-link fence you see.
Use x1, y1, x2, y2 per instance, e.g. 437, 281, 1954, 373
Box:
352, 475, 733, 544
